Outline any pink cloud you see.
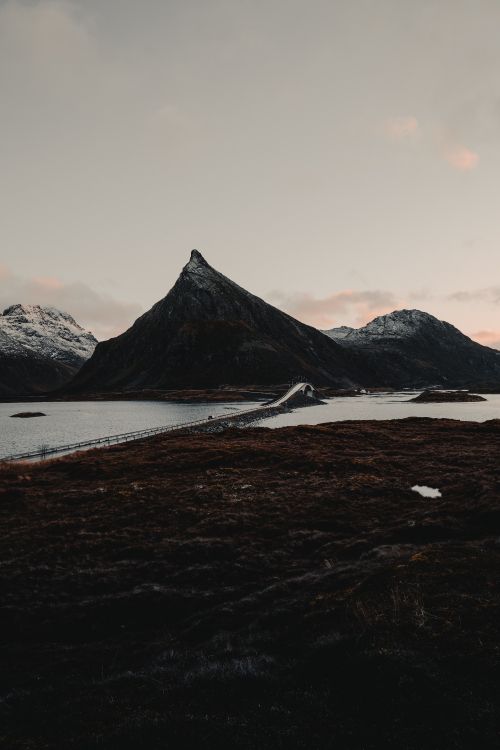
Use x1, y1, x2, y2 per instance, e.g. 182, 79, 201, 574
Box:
384, 116, 419, 141
444, 144, 479, 171
33, 276, 64, 290
269, 289, 400, 330
0, 267, 142, 340
470, 330, 500, 350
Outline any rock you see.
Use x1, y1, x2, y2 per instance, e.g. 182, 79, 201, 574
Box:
10, 411, 47, 418
409, 390, 486, 403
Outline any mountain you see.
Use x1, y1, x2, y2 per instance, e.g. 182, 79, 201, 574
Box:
0, 305, 97, 397
323, 309, 500, 388
1, 305, 96, 368
67, 250, 366, 393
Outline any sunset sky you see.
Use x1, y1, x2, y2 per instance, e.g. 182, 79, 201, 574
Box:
1, 0, 500, 345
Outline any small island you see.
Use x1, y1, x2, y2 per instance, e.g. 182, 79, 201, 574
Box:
10, 411, 47, 419
409, 390, 486, 403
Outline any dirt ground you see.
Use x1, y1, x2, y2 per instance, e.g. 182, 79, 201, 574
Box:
0, 418, 499, 749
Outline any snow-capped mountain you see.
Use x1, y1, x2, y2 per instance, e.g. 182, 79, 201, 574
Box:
324, 310, 456, 343
0, 305, 97, 397
0, 304, 96, 367
324, 309, 500, 388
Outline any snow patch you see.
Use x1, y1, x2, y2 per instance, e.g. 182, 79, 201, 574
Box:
411, 484, 442, 498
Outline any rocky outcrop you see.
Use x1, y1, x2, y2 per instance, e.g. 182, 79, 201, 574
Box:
409, 390, 487, 403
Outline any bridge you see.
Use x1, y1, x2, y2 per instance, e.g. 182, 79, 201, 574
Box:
1, 382, 317, 463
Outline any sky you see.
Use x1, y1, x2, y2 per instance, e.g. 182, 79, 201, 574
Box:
1, 0, 500, 345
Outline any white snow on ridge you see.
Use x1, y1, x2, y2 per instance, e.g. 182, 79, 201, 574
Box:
0, 304, 97, 366
323, 309, 447, 342
324, 325, 355, 340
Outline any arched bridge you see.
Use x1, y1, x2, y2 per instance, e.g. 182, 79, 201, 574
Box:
270, 381, 316, 406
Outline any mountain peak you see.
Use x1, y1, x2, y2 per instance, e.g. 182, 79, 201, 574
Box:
2, 303, 89, 330
176, 248, 249, 299
361, 309, 447, 337
184, 249, 210, 272
4, 303, 52, 317
324, 309, 449, 343
371, 309, 438, 324
0, 303, 97, 369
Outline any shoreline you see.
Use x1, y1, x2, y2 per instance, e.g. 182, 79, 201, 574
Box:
3, 382, 500, 405
0, 385, 402, 404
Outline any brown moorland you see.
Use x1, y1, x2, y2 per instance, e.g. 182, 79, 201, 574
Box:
0, 419, 499, 749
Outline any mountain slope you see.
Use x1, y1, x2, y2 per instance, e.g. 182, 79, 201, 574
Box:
324, 309, 500, 388
0, 305, 97, 397
67, 250, 365, 392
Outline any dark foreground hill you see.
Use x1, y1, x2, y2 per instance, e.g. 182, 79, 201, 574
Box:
324, 308, 500, 388
66, 250, 366, 392
1, 419, 499, 749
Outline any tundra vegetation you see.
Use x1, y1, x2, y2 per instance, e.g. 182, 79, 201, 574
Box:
0, 418, 499, 749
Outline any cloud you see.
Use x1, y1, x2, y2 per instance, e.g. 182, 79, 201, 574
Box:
470, 330, 500, 350
383, 117, 479, 172
443, 143, 479, 171
0, 0, 94, 79
0, 1, 132, 131
33, 276, 65, 291
384, 116, 420, 141
269, 289, 400, 329
0, 269, 142, 340
448, 288, 500, 304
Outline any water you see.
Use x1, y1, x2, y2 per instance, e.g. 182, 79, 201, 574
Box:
253, 391, 500, 428
2, 393, 500, 460
0, 400, 260, 459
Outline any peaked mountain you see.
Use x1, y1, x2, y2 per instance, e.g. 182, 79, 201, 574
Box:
67, 250, 366, 392
324, 309, 500, 388
0, 305, 97, 397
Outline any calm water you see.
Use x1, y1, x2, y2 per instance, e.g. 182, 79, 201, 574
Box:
1, 393, 499, 459
0, 400, 259, 458
253, 392, 500, 428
